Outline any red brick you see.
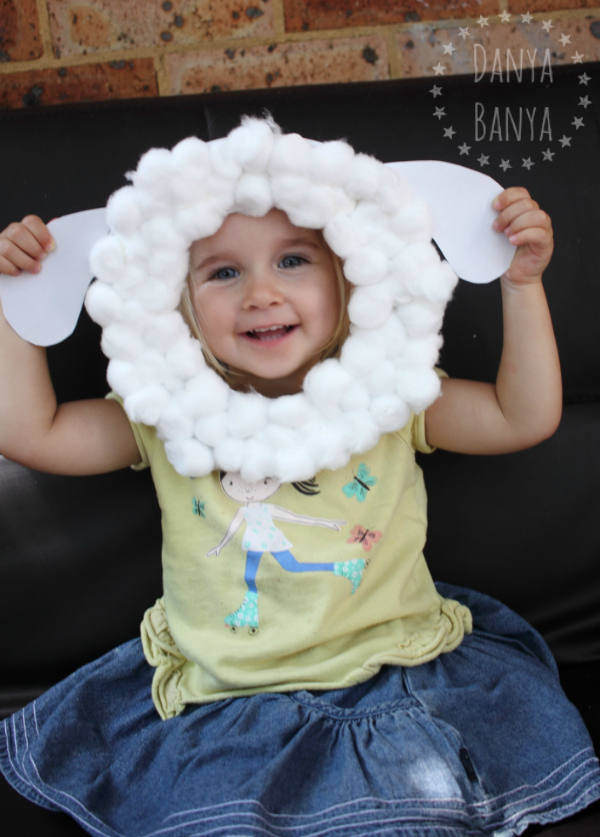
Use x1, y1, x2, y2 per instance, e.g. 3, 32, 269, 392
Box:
47, 0, 275, 58
0, 59, 158, 109
397, 16, 600, 78
166, 35, 389, 94
283, 0, 500, 32
0, 0, 43, 62
510, 1, 600, 12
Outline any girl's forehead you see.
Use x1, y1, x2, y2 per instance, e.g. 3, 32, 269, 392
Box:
190, 208, 324, 256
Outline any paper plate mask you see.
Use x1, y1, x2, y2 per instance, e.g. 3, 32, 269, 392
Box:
0, 117, 515, 483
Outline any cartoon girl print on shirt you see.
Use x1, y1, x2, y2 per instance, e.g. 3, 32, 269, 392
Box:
207, 472, 366, 633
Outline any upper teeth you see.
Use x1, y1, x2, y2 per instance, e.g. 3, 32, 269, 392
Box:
254, 326, 285, 332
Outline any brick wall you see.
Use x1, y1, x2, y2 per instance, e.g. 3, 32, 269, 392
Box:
1, 1, 599, 108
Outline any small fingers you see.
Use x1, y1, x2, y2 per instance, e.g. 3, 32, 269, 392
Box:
0, 216, 55, 276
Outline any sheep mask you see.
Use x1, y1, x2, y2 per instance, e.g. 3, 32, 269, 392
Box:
84, 115, 460, 484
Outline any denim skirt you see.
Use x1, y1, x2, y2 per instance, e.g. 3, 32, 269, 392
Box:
2, 583, 599, 837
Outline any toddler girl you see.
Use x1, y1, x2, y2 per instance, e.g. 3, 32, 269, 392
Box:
0, 117, 598, 837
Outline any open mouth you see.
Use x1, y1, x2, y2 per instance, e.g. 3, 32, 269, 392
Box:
244, 325, 296, 342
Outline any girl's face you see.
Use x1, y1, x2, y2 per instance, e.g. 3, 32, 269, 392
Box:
189, 209, 339, 397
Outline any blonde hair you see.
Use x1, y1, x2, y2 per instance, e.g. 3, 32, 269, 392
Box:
179, 228, 350, 388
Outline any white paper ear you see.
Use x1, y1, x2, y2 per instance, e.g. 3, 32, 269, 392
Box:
0, 161, 513, 347
386, 160, 514, 283
0, 208, 107, 346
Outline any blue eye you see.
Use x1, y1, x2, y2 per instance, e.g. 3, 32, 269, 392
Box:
279, 254, 307, 269
209, 266, 239, 281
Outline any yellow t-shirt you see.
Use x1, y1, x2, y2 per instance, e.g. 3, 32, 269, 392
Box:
121, 400, 472, 719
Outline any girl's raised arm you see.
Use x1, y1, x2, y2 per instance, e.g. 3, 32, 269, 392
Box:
425, 188, 562, 455
0, 216, 141, 475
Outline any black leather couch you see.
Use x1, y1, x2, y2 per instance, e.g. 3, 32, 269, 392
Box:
1, 65, 600, 835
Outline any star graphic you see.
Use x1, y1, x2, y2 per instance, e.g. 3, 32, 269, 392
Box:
499, 159, 512, 171
477, 154, 490, 167
579, 95, 591, 108
541, 20, 554, 33
542, 149, 555, 161
477, 16, 489, 28
521, 12, 533, 24
522, 158, 534, 170
458, 27, 470, 40
559, 34, 572, 47
571, 51, 584, 64
443, 126, 456, 139
442, 42, 456, 56
458, 143, 471, 155
572, 116, 584, 129
578, 73, 591, 85
559, 135, 572, 147
434, 107, 446, 119
499, 11, 511, 24
430, 84, 443, 98
433, 62, 446, 75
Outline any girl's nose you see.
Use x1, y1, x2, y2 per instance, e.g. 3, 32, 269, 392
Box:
241, 269, 285, 309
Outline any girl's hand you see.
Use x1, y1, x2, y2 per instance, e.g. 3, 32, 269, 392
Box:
0, 215, 55, 276
492, 187, 553, 285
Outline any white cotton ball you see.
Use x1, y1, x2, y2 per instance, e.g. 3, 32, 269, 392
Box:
340, 412, 380, 453
375, 313, 409, 359
345, 154, 384, 201
101, 323, 145, 361
305, 423, 350, 471
176, 203, 225, 242
90, 236, 127, 285
330, 186, 357, 217
399, 334, 443, 368
343, 246, 389, 287
397, 300, 444, 339
350, 201, 389, 233
227, 117, 275, 172
275, 446, 317, 483
283, 184, 336, 229
270, 174, 311, 216
256, 422, 299, 449
303, 358, 353, 410
390, 241, 439, 290
239, 440, 277, 483
106, 359, 145, 398
133, 277, 182, 313
340, 336, 386, 378
106, 186, 144, 236
85, 281, 124, 327
135, 348, 169, 386
172, 136, 210, 170
208, 138, 243, 181
395, 366, 441, 414
194, 414, 229, 448
214, 438, 245, 473
389, 196, 432, 243
266, 394, 311, 428
124, 385, 170, 426
130, 148, 174, 196
227, 392, 267, 439
419, 261, 458, 304
309, 140, 355, 187
347, 284, 393, 329
204, 174, 238, 214
234, 173, 273, 217
269, 133, 312, 176
340, 383, 370, 413
369, 231, 406, 260
323, 215, 367, 259
156, 402, 195, 441
164, 439, 214, 477
178, 369, 230, 419
365, 359, 395, 396
166, 339, 203, 380
144, 312, 188, 353
375, 171, 412, 215
112, 265, 147, 297
370, 394, 410, 433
